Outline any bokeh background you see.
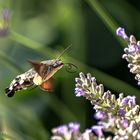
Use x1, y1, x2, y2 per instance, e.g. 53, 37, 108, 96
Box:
0, 0, 140, 139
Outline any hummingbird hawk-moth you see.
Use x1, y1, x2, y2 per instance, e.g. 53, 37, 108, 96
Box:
5, 59, 64, 97
5, 46, 76, 97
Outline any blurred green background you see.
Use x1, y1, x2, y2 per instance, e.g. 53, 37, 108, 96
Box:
0, 0, 140, 139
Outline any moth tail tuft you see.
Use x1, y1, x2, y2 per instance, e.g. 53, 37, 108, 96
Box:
5, 87, 15, 97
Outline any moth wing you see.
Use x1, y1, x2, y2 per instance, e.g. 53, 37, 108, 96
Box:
28, 60, 49, 79
39, 77, 54, 92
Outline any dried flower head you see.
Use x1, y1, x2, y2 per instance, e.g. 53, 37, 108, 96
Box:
116, 27, 140, 86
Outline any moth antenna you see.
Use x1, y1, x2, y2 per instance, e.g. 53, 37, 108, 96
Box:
57, 44, 72, 59
64, 63, 78, 73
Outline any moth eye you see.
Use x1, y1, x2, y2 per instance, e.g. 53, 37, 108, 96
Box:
53, 60, 63, 68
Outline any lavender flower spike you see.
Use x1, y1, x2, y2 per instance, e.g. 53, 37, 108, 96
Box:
74, 72, 140, 139
51, 72, 140, 139
116, 27, 140, 86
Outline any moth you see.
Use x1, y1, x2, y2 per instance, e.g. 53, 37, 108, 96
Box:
5, 46, 76, 97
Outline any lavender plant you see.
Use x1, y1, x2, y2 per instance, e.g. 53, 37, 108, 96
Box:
51, 28, 140, 140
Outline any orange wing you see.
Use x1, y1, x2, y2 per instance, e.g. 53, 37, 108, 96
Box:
39, 77, 54, 92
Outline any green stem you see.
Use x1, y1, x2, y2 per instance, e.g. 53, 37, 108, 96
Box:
0, 50, 22, 72
9, 31, 59, 58
87, 0, 117, 33
86, 0, 126, 47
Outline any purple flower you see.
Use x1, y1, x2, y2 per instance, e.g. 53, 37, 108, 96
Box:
128, 44, 138, 54
94, 111, 105, 120
51, 122, 81, 139
68, 122, 80, 133
121, 119, 128, 128
52, 125, 68, 135
82, 129, 92, 139
75, 88, 84, 97
0, 8, 10, 37
122, 96, 136, 106
91, 77, 96, 83
2, 9, 10, 21
116, 27, 128, 39
92, 126, 103, 137
136, 75, 140, 86
137, 80, 140, 86
118, 108, 126, 116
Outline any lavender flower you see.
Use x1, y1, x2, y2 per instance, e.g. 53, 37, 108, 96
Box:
118, 108, 126, 116
74, 72, 140, 139
51, 122, 79, 140
92, 126, 103, 137
75, 87, 85, 97
81, 129, 93, 140
0, 9, 10, 36
2, 9, 10, 21
116, 27, 128, 39
116, 27, 140, 86
68, 122, 80, 133
94, 111, 105, 120
121, 96, 136, 106
51, 72, 140, 139
51, 122, 98, 140
121, 119, 128, 128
